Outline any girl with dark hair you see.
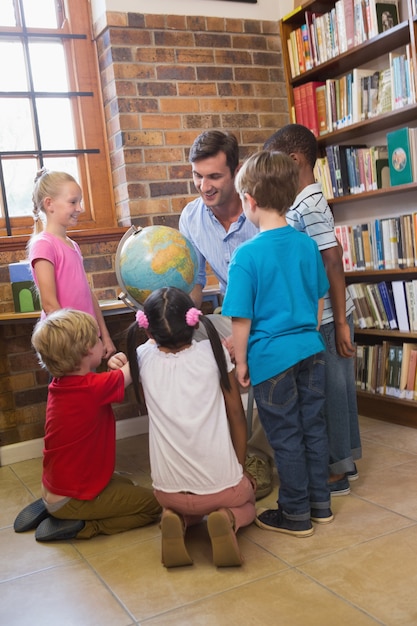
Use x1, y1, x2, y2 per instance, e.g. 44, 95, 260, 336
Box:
109, 287, 256, 568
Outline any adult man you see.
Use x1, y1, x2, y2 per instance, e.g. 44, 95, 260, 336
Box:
179, 130, 273, 499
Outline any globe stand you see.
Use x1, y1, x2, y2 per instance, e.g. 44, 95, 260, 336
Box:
115, 225, 144, 311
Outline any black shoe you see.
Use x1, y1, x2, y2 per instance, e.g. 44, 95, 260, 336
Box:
329, 476, 351, 496
346, 464, 359, 482
35, 517, 85, 542
311, 507, 334, 524
255, 508, 314, 537
14, 499, 50, 533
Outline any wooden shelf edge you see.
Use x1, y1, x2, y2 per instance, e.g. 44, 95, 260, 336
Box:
357, 392, 417, 428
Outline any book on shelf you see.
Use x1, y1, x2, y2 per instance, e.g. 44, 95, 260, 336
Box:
304, 82, 326, 137
342, 0, 355, 50
385, 343, 403, 397
377, 281, 398, 329
406, 348, 417, 400
405, 281, 417, 332
315, 84, 329, 136
391, 280, 410, 331
376, 340, 389, 394
375, 1, 399, 34
400, 343, 416, 399
387, 127, 415, 186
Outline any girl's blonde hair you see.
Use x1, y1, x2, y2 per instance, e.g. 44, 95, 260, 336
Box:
32, 308, 99, 378
31, 168, 78, 235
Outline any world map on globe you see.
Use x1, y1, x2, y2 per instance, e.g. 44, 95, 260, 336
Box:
116, 225, 199, 307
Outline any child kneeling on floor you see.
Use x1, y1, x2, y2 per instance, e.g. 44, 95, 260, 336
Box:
14, 308, 161, 541
108, 286, 256, 568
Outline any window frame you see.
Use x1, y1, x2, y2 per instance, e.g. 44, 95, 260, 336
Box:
0, 0, 116, 245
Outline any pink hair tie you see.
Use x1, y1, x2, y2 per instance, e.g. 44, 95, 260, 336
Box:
186, 307, 202, 326
136, 310, 149, 329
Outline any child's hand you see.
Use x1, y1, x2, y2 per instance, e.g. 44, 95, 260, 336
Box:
235, 362, 250, 388
108, 352, 127, 370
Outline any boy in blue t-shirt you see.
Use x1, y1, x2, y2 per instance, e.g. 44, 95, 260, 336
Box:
222, 151, 332, 536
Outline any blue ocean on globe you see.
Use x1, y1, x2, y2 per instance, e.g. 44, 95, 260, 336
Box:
116, 225, 198, 307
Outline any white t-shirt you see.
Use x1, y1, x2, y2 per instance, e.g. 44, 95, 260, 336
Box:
137, 339, 243, 494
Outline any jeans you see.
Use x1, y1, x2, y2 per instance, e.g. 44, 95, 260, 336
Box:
320, 314, 362, 475
253, 353, 330, 521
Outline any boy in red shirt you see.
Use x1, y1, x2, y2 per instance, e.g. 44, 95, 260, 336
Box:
14, 308, 161, 541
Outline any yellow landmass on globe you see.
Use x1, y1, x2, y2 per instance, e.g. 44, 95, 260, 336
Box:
149, 229, 195, 283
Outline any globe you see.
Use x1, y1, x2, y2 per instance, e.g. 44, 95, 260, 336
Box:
115, 225, 199, 308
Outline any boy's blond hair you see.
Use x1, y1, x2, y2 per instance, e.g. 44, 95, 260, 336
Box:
32, 309, 99, 378
235, 150, 299, 215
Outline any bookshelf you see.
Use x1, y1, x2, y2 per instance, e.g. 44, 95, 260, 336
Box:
280, 0, 417, 427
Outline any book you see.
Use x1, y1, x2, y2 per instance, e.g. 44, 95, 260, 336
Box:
369, 282, 390, 329
315, 84, 329, 135
342, 0, 355, 49
404, 281, 417, 332
376, 1, 399, 33
386, 344, 403, 397
406, 348, 417, 400
391, 280, 410, 331
387, 127, 414, 186
400, 343, 415, 399
365, 283, 385, 328
377, 281, 398, 329
347, 284, 368, 328
376, 340, 389, 394
304, 81, 326, 137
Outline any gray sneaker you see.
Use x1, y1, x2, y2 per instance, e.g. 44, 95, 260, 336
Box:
245, 449, 273, 500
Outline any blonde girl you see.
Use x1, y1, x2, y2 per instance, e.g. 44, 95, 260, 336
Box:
28, 168, 115, 358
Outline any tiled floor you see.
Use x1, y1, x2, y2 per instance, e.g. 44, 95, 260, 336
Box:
2, 415, 417, 625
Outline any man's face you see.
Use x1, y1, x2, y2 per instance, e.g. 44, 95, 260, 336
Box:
192, 151, 237, 211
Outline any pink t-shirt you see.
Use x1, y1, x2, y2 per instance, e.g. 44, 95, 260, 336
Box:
29, 231, 95, 319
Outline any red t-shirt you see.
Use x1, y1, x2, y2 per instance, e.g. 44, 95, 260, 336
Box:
42, 370, 125, 500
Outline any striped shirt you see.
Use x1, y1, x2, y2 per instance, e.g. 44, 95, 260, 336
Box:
179, 196, 258, 293
286, 183, 354, 325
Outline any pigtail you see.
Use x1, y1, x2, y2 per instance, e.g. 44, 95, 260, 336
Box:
199, 315, 231, 392
126, 322, 144, 404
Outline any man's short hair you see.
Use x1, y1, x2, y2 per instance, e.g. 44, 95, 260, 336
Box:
189, 130, 239, 175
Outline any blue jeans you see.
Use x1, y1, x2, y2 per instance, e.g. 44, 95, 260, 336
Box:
320, 314, 362, 475
253, 353, 330, 521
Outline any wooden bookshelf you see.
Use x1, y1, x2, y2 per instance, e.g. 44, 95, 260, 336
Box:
280, 0, 417, 426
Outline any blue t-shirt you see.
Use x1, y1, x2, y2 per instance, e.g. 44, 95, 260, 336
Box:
222, 225, 329, 385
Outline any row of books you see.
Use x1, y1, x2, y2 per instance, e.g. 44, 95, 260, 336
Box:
293, 54, 415, 138
315, 144, 389, 199
314, 128, 417, 199
355, 341, 417, 400
347, 280, 417, 332
287, 0, 400, 78
336, 216, 417, 273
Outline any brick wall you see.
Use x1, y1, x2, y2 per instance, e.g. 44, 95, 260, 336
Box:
95, 12, 288, 229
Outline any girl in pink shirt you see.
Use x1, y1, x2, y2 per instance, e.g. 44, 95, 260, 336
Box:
27, 169, 115, 358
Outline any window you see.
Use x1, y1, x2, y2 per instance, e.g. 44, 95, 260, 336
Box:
0, 0, 115, 239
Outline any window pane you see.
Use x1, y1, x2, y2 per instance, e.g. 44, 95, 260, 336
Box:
43, 156, 79, 182
36, 98, 75, 150
0, 0, 17, 27
22, 0, 58, 28
2, 159, 38, 218
29, 42, 69, 92
0, 42, 28, 91
0, 100, 35, 151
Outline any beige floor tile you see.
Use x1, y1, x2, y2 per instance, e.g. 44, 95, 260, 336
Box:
353, 458, 417, 519
74, 520, 161, 559
0, 527, 81, 582
243, 495, 415, 567
86, 523, 289, 622
7, 457, 43, 494
300, 525, 417, 626
0, 561, 134, 626
359, 439, 417, 474
0, 466, 41, 530
143, 568, 380, 626
360, 420, 417, 456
